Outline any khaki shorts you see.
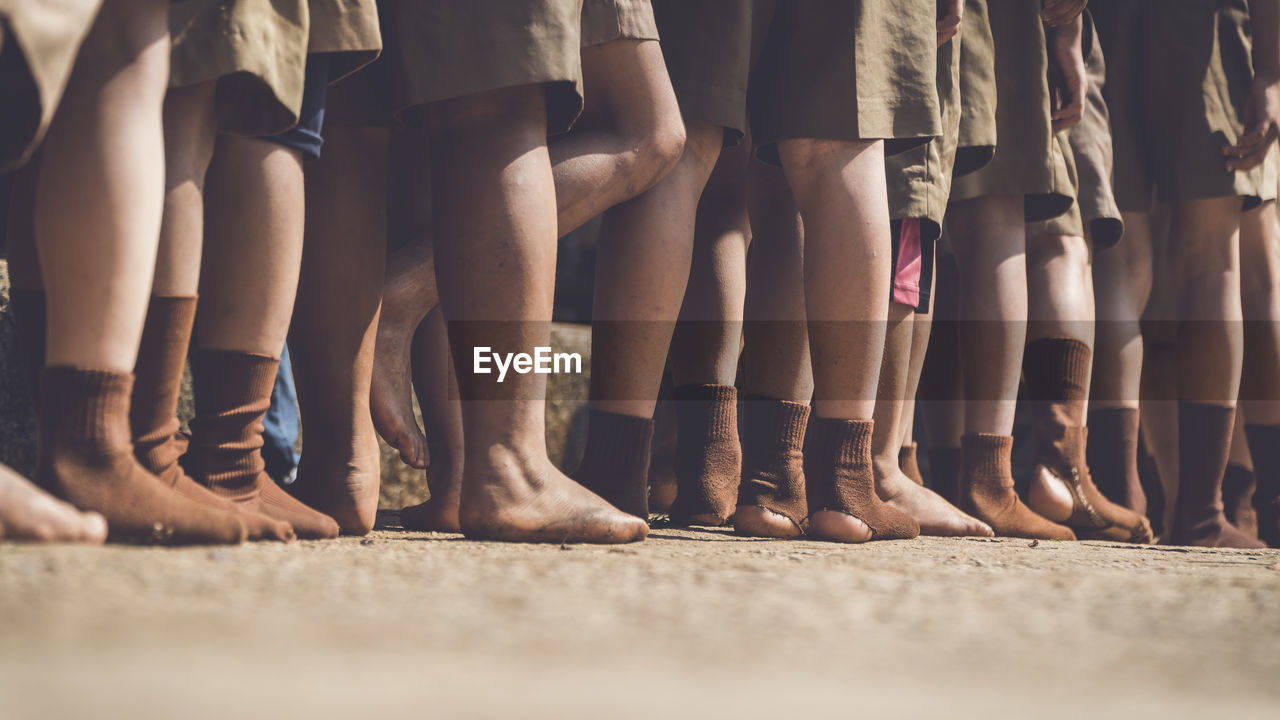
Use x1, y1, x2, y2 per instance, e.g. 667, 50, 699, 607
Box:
0, 0, 103, 171
1093, 0, 1265, 211
170, 0, 380, 137
581, 0, 658, 48
382, 0, 585, 133
1061, 10, 1123, 248
653, 0, 940, 162
954, 0, 995, 178
950, 0, 1077, 225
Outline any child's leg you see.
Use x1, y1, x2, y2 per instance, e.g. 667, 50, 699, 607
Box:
35, 0, 244, 544
400, 305, 465, 532
1238, 199, 1280, 545
288, 126, 390, 535
428, 84, 646, 544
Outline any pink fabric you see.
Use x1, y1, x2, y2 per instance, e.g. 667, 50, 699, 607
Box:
892, 218, 922, 307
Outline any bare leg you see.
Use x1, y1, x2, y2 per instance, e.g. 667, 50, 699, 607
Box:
288, 126, 389, 535
427, 85, 646, 543
780, 138, 916, 543
1239, 199, 1280, 545
400, 306, 464, 532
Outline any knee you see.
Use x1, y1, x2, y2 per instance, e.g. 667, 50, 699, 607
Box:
1028, 233, 1089, 271
623, 112, 686, 194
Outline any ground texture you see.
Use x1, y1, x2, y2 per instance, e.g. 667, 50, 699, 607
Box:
2, 515, 1277, 719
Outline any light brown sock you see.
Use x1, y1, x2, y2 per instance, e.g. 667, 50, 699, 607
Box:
1221, 463, 1259, 540
669, 384, 740, 526
961, 433, 1075, 540
1024, 338, 1151, 542
1086, 407, 1147, 516
572, 409, 654, 519
736, 396, 809, 531
805, 417, 919, 541
1243, 424, 1280, 547
899, 443, 924, 486
927, 445, 961, 505
132, 298, 293, 542
185, 350, 339, 539
35, 367, 246, 545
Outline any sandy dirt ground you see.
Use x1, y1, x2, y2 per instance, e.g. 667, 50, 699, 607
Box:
2, 513, 1278, 719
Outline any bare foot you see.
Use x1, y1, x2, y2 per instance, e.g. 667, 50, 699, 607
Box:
0, 464, 107, 543
733, 505, 802, 538
401, 466, 462, 532
459, 446, 648, 544
877, 465, 993, 537
370, 259, 434, 470
291, 427, 382, 536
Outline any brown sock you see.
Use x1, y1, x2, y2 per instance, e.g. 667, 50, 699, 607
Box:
9, 289, 46, 387
185, 350, 339, 539
34, 367, 246, 545
1243, 424, 1280, 547
132, 298, 293, 542
1024, 338, 1151, 542
668, 384, 740, 526
805, 417, 919, 540
960, 433, 1075, 540
926, 446, 961, 505
572, 409, 654, 519
736, 396, 809, 530
1221, 463, 1259, 541
1086, 407, 1147, 516
899, 443, 924, 485
1170, 403, 1264, 548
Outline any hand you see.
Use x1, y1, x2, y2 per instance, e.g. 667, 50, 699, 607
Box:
938, 0, 963, 47
1046, 20, 1086, 132
1041, 0, 1088, 27
1223, 73, 1280, 171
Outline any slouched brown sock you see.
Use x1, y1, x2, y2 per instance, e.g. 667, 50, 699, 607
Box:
572, 409, 654, 519
899, 443, 924, 485
961, 434, 1075, 540
132, 298, 293, 542
35, 367, 246, 545
927, 446, 961, 505
736, 396, 809, 530
185, 351, 339, 539
9, 289, 46, 387
1169, 403, 1264, 548
668, 384, 740, 526
805, 417, 919, 541
1024, 338, 1151, 542
1221, 463, 1258, 541
1086, 407, 1147, 516
1243, 424, 1280, 547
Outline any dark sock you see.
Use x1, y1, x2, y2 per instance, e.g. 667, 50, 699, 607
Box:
805, 417, 919, 541
132, 298, 293, 542
1221, 463, 1259, 541
1243, 424, 1280, 547
1170, 403, 1264, 548
668, 384, 740, 526
572, 409, 654, 519
1086, 407, 1147, 516
9, 289, 46, 388
35, 367, 246, 545
186, 350, 339, 539
1024, 338, 1151, 542
961, 433, 1075, 541
899, 443, 924, 485
736, 396, 809, 530
926, 446, 961, 505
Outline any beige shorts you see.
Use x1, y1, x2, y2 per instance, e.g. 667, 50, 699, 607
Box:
954, 0, 995, 178
0, 0, 103, 170
950, 0, 1077, 226
170, 0, 381, 137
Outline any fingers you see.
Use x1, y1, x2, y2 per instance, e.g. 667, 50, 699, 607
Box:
1223, 125, 1278, 171
936, 17, 961, 47
1052, 100, 1084, 132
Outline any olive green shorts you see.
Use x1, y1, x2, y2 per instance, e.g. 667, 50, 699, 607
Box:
950, 0, 1077, 225
581, 0, 658, 48
1093, 0, 1265, 211
0, 0, 103, 170
1029, 10, 1119, 245
170, 0, 381, 137
954, 0, 995, 178
382, 0, 585, 133
653, 0, 940, 162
